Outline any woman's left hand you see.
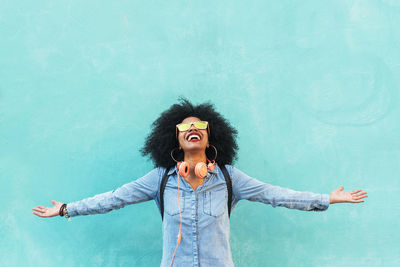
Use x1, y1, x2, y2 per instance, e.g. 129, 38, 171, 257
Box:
329, 186, 368, 204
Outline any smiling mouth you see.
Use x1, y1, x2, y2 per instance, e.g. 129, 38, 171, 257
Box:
186, 133, 201, 142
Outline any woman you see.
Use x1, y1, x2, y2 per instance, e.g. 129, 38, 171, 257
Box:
32, 97, 368, 267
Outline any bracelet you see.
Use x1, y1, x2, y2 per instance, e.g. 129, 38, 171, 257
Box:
63, 206, 71, 221
59, 203, 66, 216
59, 203, 71, 221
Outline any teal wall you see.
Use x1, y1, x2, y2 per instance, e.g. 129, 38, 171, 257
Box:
1, 1, 399, 266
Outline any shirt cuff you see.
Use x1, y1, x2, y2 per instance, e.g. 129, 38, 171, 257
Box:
66, 202, 78, 217
317, 193, 330, 211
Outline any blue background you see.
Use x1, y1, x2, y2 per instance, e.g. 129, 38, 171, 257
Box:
1, 1, 399, 266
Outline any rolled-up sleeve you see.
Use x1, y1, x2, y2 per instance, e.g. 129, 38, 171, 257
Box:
67, 167, 161, 217
229, 165, 330, 212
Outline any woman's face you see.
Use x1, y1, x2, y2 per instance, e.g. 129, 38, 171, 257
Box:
177, 116, 209, 153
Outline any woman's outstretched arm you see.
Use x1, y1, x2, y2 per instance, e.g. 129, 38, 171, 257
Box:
32, 167, 162, 218
228, 165, 367, 212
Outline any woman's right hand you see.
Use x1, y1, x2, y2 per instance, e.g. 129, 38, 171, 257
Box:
32, 200, 64, 218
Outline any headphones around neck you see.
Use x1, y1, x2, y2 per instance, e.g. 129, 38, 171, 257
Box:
170, 145, 217, 179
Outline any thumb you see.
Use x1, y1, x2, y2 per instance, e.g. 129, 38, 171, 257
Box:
338, 186, 344, 191
51, 200, 59, 206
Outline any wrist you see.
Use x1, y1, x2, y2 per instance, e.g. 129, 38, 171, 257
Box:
329, 193, 336, 204
59, 203, 66, 216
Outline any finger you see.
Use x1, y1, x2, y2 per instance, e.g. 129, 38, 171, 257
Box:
353, 195, 368, 200
338, 186, 344, 191
354, 191, 368, 197
32, 208, 44, 213
34, 206, 46, 212
344, 198, 363, 203
37, 205, 46, 209
51, 200, 60, 206
351, 189, 362, 194
353, 192, 368, 197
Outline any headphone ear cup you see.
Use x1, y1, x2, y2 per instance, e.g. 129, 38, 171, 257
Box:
177, 161, 189, 178
207, 160, 215, 171
207, 162, 215, 171
195, 162, 208, 179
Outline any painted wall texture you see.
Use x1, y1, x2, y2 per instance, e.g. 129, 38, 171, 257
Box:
1, 1, 399, 266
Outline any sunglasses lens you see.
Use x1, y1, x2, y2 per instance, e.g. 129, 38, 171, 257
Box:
194, 121, 208, 129
177, 123, 190, 131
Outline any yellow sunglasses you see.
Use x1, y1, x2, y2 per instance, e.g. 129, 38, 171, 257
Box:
176, 121, 209, 138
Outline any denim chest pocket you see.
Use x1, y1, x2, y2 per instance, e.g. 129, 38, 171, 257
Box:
203, 189, 227, 217
164, 189, 185, 216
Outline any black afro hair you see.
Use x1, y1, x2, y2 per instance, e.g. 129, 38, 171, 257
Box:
140, 97, 239, 168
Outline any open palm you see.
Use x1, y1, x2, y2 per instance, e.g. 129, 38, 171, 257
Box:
329, 186, 368, 204
32, 200, 64, 218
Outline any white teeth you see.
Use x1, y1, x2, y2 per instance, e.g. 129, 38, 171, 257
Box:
188, 134, 200, 141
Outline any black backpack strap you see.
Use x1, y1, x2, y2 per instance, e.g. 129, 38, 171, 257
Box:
160, 166, 172, 221
219, 164, 233, 218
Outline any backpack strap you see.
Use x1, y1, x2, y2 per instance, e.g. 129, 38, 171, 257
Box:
219, 164, 233, 218
160, 166, 172, 221
160, 164, 233, 220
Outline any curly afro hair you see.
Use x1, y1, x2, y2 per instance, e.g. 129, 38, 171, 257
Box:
140, 97, 239, 168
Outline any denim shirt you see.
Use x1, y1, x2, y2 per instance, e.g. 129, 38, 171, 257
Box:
67, 164, 330, 267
